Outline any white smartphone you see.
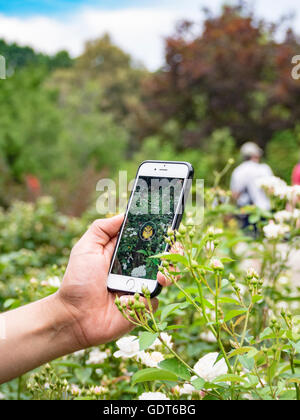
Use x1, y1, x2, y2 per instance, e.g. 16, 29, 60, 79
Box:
107, 160, 194, 297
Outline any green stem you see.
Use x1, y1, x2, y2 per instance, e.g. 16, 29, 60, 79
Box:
233, 306, 251, 373
290, 352, 300, 401
158, 336, 199, 378
145, 295, 159, 331
191, 269, 232, 374
172, 278, 203, 316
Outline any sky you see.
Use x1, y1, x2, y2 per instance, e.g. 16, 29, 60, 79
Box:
0, 0, 300, 70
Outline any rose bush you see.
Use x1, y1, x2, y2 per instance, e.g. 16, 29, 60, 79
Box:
0, 166, 299, 400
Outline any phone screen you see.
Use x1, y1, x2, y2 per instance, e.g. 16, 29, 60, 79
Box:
111, 176, 184, 280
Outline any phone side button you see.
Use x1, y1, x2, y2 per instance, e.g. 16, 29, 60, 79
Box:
126, 279, 135, 291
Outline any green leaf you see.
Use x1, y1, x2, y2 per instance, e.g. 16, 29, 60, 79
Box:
137, 249, 148, 256
139, 332, 158, 351
74, 368, 92, 384
158, 358, 191, 381
3, 298, 20, 309
152, 253, 189, 266
289, 340, 300, 354
268, 361, 278, 382
132, 368, 178, 385
224, 309, 248, 322
214, 374, 247, 383
191, 377, 205, 390
247, 348, 258, 358
219, 297, 241, 306
259, 327, 274, 340
252, 295, 263, 304
166, 325, 186, 330
157, 322, 168, 331
239, 355, 254, 371
161, 303, 182, 321
228, 347, 253, 358
220, 257, 235, 263
203, 298, 215, 309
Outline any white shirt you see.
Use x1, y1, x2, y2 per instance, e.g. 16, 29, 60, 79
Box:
230, 161, 273, 210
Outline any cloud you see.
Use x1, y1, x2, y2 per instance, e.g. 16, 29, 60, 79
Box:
0, 0, 299, 70
0, 3, 205, 70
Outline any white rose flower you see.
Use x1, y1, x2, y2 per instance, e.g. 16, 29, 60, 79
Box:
138, 351, 164, 367
278, 276, 290, 286
114, 336, 140, 359
73, 349, 85, 358
138, 392, 170, 400
286, 185, 300, 201
257, 176, 288, 198
263, 221, 290, 239
177, 383, 196, 395
0, 392, 5, 400
200, 331, 217, 343
86, 348, 108, 365
194, 352, 228, 382
131, 265, 146, 278
292, 209, 300, 220
150, 332, 173, 349
274, 210, 293, 224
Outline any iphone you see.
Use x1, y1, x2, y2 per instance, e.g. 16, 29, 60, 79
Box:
107, 160, 194, 297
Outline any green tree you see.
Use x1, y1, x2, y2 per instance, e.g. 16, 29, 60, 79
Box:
0, 39, 73, 74
139, 5, 300, 151
52, 34, 147, 148
267, 127, 300, 182
0, 67, 63, 184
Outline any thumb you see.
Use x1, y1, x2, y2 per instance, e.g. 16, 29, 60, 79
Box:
89, 214, 124, 246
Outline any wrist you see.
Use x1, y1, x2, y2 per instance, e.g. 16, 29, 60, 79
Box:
0, 292, 83, 383
45, 292, 84, 355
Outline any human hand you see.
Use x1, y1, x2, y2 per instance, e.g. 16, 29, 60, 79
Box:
0, 215, 174, 383
56, 215, 169, 349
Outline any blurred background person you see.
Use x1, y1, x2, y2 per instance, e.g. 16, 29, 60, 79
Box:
230, 142, 273, 230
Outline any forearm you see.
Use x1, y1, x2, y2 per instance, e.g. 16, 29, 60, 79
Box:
0, 293, 80, 384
